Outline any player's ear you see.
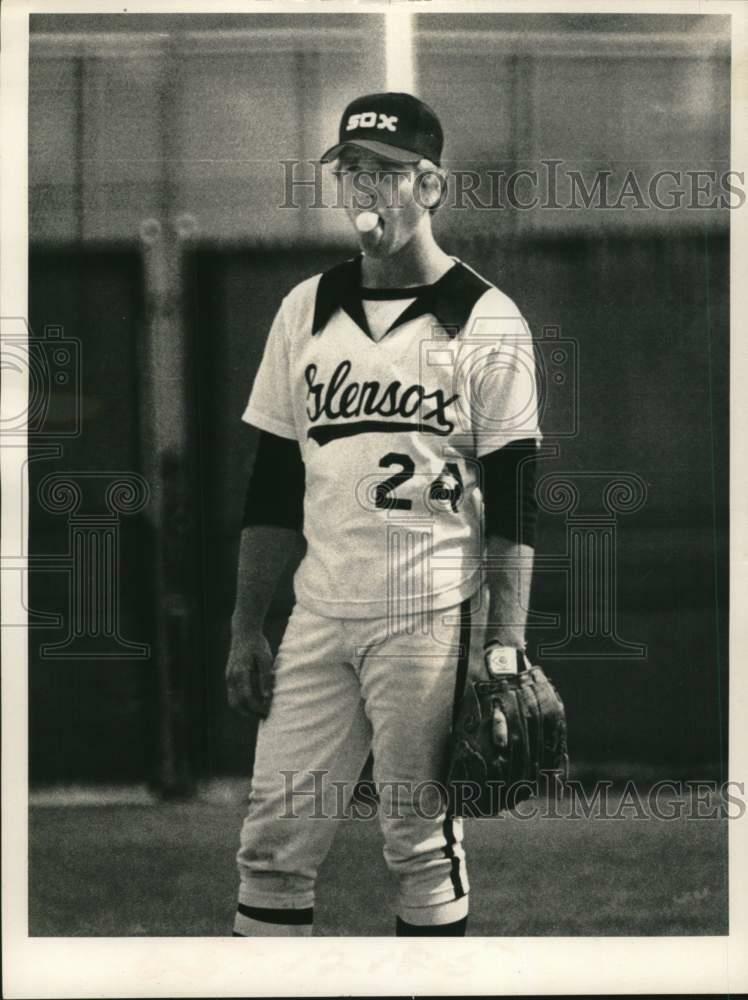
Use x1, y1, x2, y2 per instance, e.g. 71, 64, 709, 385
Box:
415, 162, 447, 213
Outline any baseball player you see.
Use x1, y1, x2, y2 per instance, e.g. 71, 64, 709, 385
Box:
227, 92, 541, 937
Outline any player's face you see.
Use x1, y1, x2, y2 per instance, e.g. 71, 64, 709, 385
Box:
332, 149, 428, 257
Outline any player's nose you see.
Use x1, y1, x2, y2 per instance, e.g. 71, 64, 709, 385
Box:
336, 182, 374, 214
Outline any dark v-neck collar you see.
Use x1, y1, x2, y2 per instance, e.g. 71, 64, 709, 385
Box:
311, 254, 492, 340
361, 284, 432, 299
312, 255, 370, 337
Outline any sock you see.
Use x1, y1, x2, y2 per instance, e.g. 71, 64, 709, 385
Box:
396, 915, 468, 937
233, 903, 313, 937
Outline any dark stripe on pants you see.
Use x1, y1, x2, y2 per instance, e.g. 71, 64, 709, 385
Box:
451, 595, 473, 727
442, 595, 472, 900
237, 902, 314, 925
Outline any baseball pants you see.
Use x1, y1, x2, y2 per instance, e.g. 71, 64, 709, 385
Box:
234, 586, 487, 936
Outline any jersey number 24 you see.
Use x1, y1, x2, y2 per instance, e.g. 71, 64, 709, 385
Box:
374, 452, 464, 513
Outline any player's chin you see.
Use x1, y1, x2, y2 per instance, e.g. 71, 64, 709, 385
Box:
358, 225, 392, 256
360, 240, 389, 258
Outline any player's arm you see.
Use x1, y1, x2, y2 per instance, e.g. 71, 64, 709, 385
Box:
467, 303, 541, 655
478, 439, 539, 652
227, 429, 304, 718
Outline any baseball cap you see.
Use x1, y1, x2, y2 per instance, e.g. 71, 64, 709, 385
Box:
320, 92, 444, 166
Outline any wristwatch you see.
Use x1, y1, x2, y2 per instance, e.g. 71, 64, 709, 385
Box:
483, 642, 527, 676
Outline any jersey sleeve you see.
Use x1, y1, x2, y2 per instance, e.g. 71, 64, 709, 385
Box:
465, 309, 542, 457
241, 299, 298, 441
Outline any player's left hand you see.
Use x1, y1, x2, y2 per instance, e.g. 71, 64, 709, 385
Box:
446, 654, 569, 816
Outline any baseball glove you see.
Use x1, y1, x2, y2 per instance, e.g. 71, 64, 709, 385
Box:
446, 654, 569, 817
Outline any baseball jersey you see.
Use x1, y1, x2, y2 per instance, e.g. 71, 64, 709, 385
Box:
242, 255, 541, 619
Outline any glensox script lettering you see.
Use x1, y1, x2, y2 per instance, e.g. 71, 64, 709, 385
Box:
304, 361, 459, 445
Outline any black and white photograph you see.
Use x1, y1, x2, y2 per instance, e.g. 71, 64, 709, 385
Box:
1, 0, 747, 995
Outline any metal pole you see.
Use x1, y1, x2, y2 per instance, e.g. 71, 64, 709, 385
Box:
138, 39, 196, 797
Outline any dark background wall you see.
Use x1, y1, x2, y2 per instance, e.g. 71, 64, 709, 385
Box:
27, 13, 730, 787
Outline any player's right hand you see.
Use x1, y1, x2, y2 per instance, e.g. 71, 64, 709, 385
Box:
225, 632, 276, 719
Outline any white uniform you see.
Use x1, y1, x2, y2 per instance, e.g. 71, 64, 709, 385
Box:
242, 255, 541, 619
235, 255, 541, 934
